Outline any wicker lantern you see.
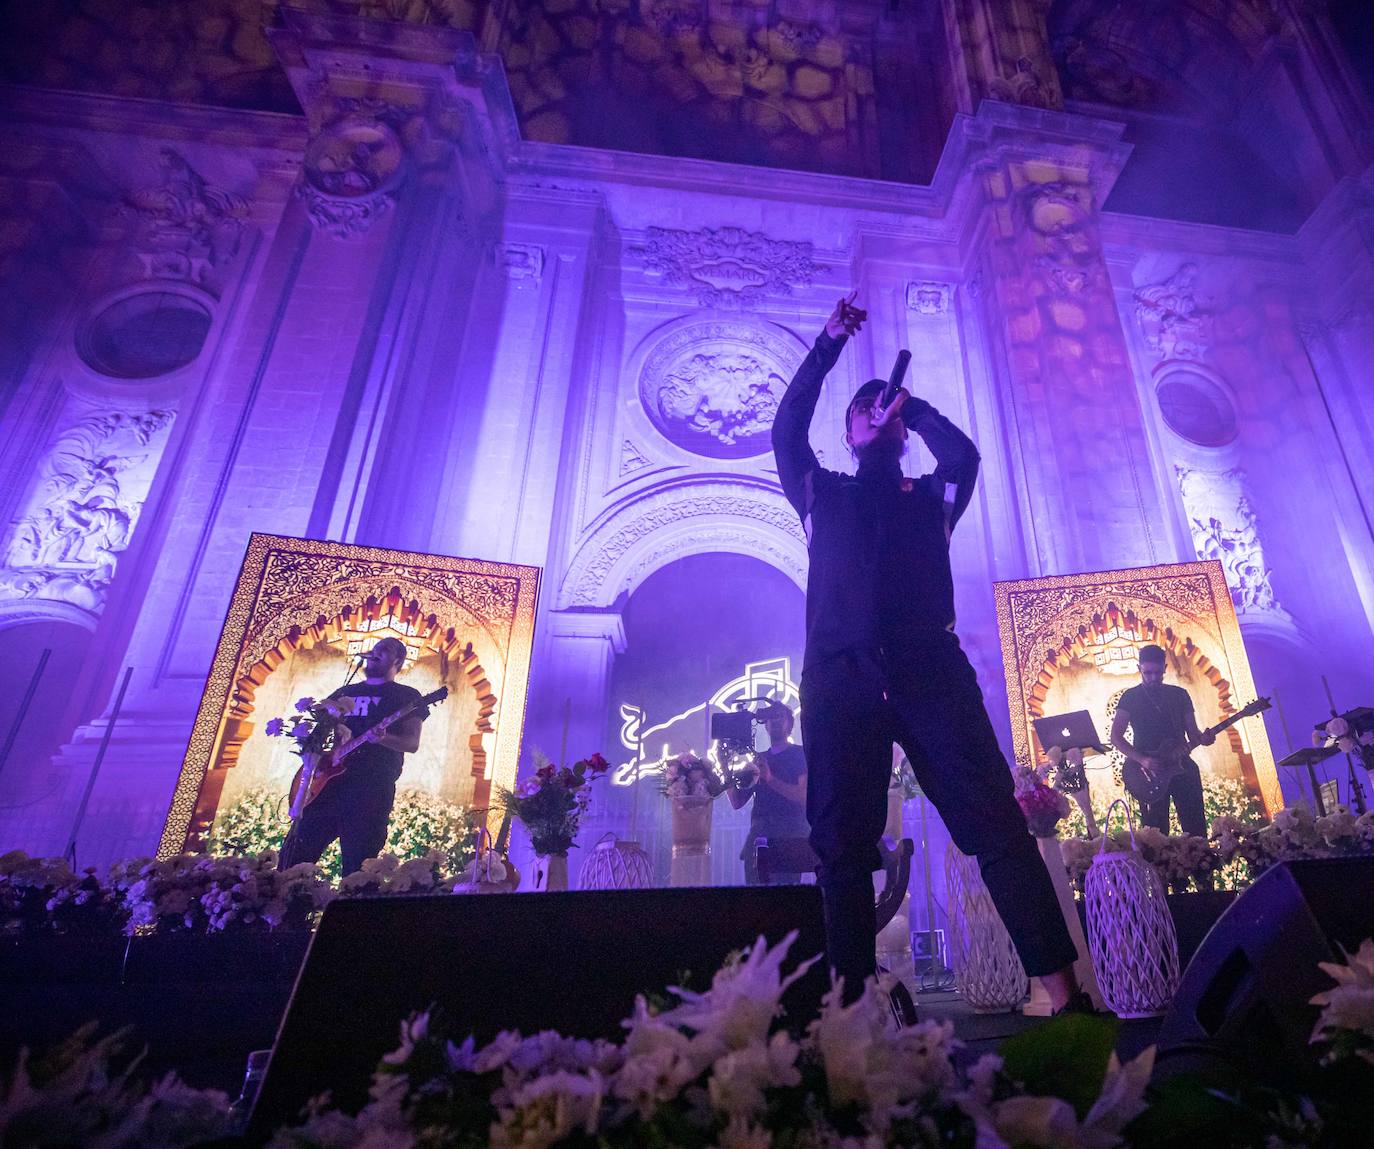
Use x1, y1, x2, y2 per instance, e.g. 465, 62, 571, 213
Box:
579, 832, 655, 890
944, 842, 1028, 1013
1085, 799, 1180, 1018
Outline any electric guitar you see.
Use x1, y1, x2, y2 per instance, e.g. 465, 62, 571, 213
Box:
1122, 695, 1271, 807
287, 686, 448, 819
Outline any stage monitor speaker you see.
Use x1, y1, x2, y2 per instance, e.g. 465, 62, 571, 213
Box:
249, 885, 827, 1137
1157, 857, 1374, 1083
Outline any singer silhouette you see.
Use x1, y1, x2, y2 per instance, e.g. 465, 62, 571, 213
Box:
771, 291, 1085, 1012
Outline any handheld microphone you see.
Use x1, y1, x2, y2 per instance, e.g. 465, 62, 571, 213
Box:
871, 350, 911, 427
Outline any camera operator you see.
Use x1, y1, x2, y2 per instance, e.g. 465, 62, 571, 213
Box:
726, 702, 809, 885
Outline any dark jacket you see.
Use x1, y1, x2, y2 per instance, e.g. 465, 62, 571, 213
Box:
771, 330, 980, 672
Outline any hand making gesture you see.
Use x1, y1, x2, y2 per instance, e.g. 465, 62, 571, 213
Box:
825, 290, 867, 340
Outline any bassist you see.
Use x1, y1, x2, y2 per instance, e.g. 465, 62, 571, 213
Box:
1110, 644, 1214, 836
278, 638, 430, 875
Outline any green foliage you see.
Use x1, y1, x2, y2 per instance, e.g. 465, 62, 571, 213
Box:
999, 1013, 1120, 1119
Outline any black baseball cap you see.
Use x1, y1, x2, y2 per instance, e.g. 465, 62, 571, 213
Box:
845, 379, 888, 430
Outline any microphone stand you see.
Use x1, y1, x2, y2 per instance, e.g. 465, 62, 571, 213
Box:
1322, 676, 1368, 814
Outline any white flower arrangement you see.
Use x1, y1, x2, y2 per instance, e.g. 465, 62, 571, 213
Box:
1, 851, 118, 935
109, 851, 333, 935
0, 1026, 229, 1147
1061, 805, 1374, 892
1318, 715, 1374, 760
336, 850, 453, 897
661, 752, 725, 800
207, 786, 474, 880
270, 931, 1155, 1149
1311, 937, 1374, 1067
8, 932, 1374, 1145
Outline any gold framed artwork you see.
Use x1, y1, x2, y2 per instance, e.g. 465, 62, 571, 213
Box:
993, 559, 1281, 820
157, 533, 541, 858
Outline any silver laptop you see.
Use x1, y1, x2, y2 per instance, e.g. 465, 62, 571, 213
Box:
1032, 710, 1107, 755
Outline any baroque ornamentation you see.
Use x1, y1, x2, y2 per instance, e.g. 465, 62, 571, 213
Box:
0, 408, 176, 614
299, 112, 406, 239
1175, 467, 1288, 620
990, 55, 1051, 109
906, 281, 952, 316
239, 554, 521, 682
640, 226, 818, 311
638, 320, 804, 458
1021, 182, 1105, 296
619, 439, 652, 476
497, 243, 545, 283
123, 148, 249, 292
563, 491, 807, 607
1134, 263, 1214, 361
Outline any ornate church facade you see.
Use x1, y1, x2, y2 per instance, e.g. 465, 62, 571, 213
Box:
1, 1, 1372, 866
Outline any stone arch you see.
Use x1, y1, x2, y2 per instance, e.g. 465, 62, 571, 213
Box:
0, 599, 100, 632
557, 478, 808, 610
186, 586, 498, 849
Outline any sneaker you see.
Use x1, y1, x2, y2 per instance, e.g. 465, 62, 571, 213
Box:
1051, 990, 1098, 1017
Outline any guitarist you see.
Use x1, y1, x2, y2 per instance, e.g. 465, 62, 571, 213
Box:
1110, 644, 1214, 836
278, 638, 430, 875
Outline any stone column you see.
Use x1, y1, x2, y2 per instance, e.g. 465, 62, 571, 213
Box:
962, 104, 1166, 577
942, 0, 1062, 114
30, 14, 514, 866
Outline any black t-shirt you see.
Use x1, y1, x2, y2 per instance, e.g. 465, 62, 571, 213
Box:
747, 743, 810, 840
1118, 683, 1194, 754
328, 680, 429, 786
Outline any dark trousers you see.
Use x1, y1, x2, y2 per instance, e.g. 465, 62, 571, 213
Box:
278, 779, 395, 876
802, 635, 1078, 998
1140, 757, 1207, 837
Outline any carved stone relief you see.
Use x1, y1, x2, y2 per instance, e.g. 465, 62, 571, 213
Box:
1135, 263, 1214, 361
497, 243, 545, 284
0, 408, 176, 614
990, 55, 1052, 108
122, 147, 249, 294
639, 226, 818, 311
637, 320, 804, 458
1175, 466, 1288, 620
906, 281, 952, 316
619, 439, 652, 476
299, 109, 407, 238
1021, 181, 1105, 296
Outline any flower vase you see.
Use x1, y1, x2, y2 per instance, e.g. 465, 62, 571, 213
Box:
670, 795, 713, 887
532, 852, 569, 892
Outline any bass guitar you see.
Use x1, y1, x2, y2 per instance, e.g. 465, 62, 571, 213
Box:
288, 686, 448, 819
1122, 695, 1271, 807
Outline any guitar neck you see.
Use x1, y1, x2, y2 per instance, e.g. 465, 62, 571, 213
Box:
1204, 708, 1259, 742
335, 701, 415, 761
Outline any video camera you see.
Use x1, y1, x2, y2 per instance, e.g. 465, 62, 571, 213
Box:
709, 698, 790, 760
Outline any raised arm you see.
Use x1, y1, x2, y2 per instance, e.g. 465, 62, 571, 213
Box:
772, 292, 866, 520
902, 397, 981, 533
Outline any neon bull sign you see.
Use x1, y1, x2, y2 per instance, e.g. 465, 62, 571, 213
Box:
611, 657, 801, 786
